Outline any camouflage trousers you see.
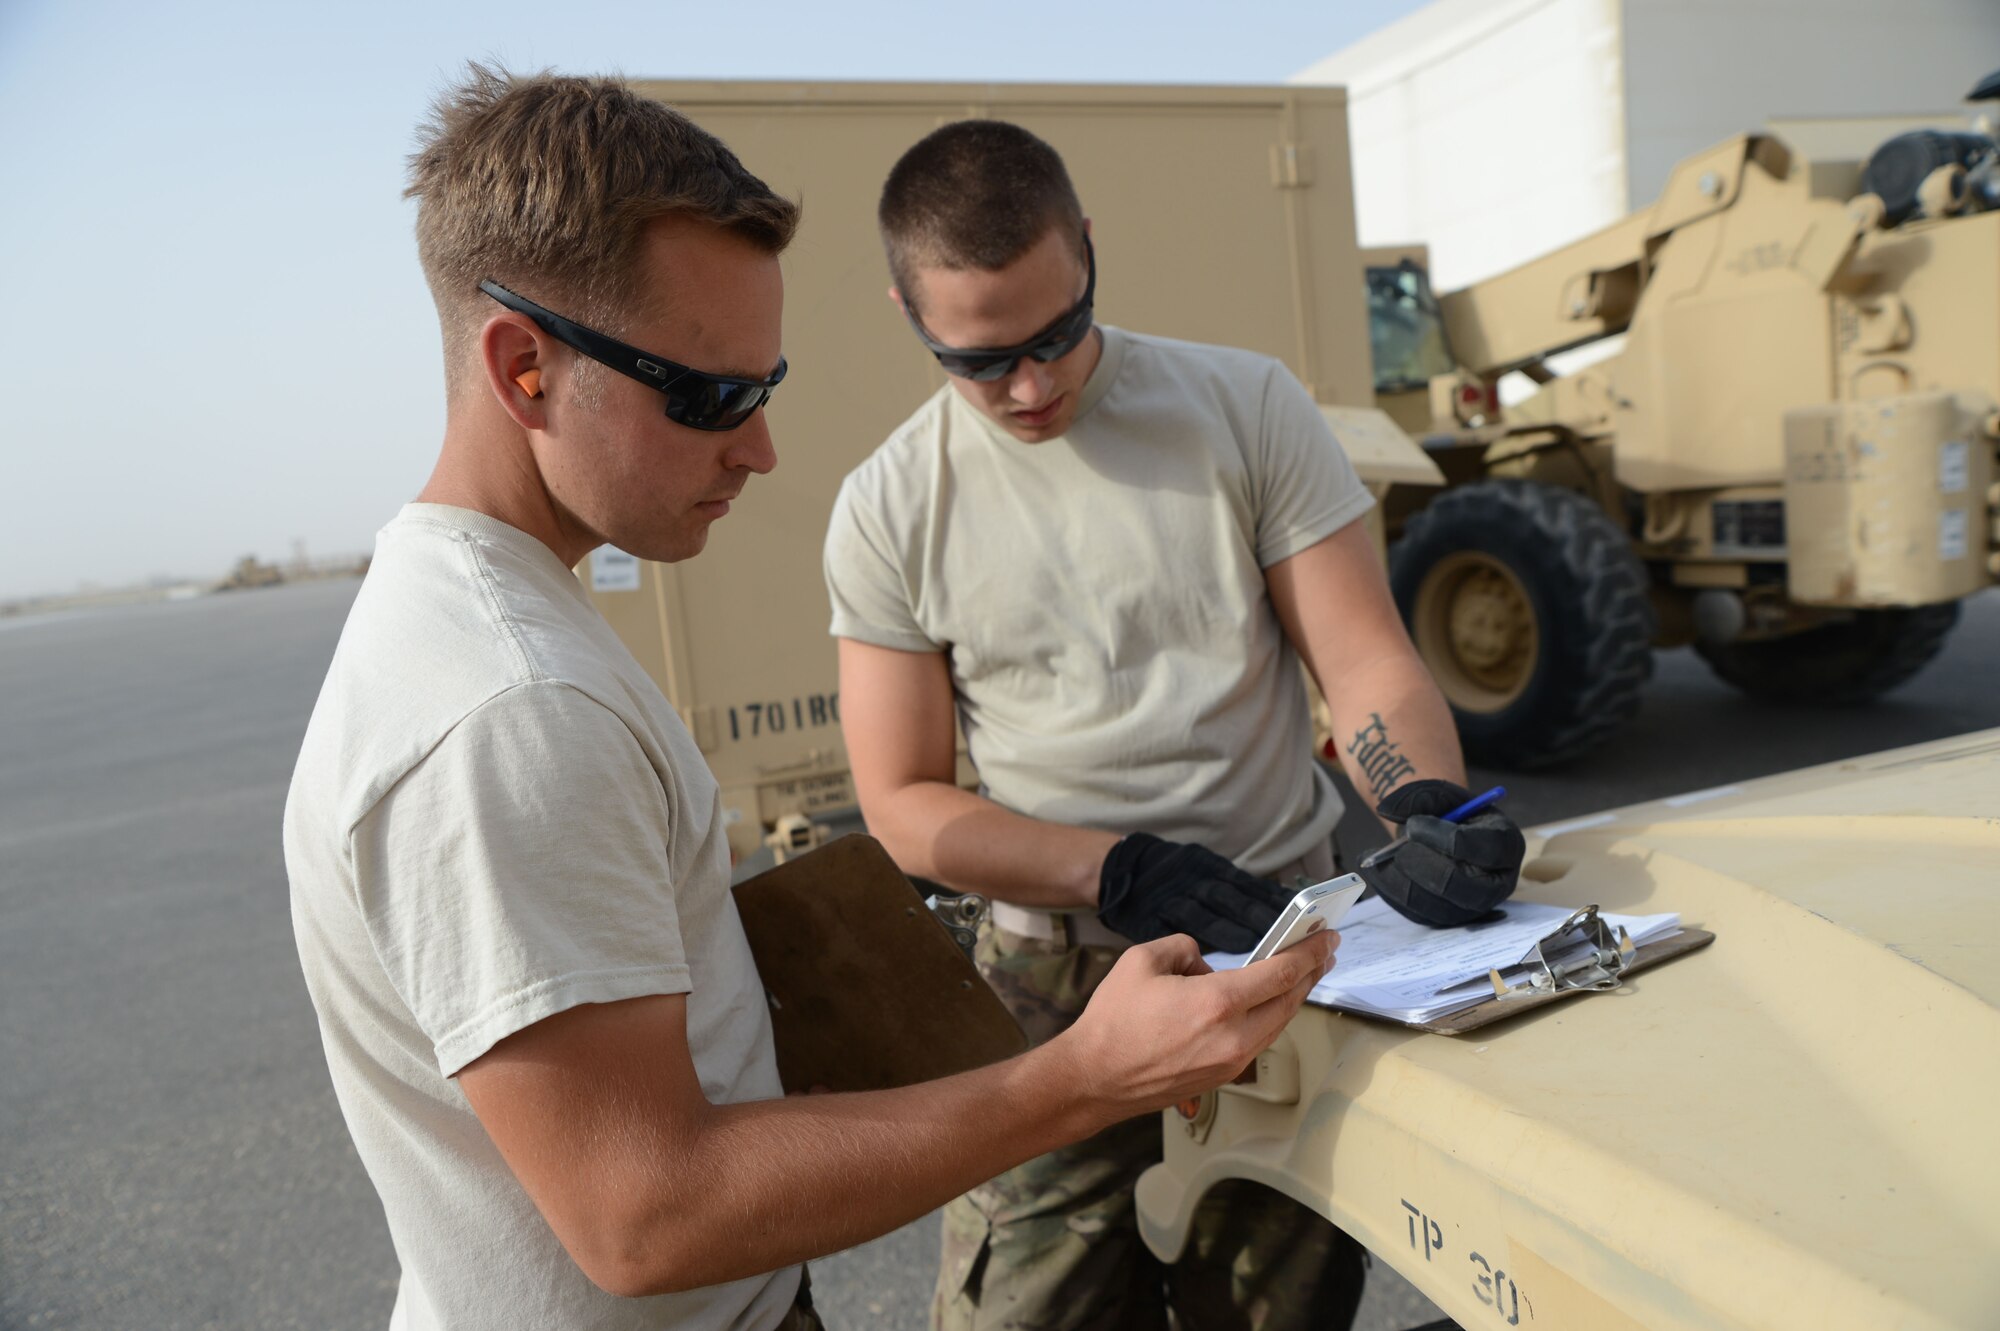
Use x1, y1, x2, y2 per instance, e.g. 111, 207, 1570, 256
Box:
934, 847, 1365, 1331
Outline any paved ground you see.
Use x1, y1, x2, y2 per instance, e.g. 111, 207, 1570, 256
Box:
3, 577, 1996, 1330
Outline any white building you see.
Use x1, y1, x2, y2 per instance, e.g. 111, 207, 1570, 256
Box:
1296, 0, 2000, 290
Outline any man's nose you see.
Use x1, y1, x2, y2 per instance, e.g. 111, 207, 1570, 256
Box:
1008, 358, 1054, 405
724, 412, 778, 474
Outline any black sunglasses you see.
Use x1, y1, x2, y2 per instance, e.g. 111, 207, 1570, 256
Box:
479, 279, 786, 432
903, 236, 1096, 382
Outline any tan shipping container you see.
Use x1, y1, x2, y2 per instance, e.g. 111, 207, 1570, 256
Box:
587, 81, 1393, 860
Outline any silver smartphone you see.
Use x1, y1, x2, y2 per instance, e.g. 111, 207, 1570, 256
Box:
1247, 873, 1367, 963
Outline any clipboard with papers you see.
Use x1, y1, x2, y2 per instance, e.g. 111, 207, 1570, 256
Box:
1209, 894, 1715, 1035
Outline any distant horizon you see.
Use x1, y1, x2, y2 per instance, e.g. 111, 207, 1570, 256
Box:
0, 0, 1425, 602
2, 546, 375, 610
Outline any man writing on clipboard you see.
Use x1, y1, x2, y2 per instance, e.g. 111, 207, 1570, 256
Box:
825, 121, 1528, 1330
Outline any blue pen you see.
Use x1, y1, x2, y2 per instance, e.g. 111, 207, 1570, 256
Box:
1360, 785, 1507, 868
1440, 785, 1507, 824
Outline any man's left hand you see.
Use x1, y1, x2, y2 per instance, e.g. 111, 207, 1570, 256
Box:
1358, 779, 1525, 928
1096, 834, 1293, 954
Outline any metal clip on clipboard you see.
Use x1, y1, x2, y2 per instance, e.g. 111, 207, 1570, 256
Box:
923, 892, 989, 958
1485, 905, 1638, 1000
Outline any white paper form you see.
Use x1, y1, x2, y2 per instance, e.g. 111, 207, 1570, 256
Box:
1207, 897, 1682, 1023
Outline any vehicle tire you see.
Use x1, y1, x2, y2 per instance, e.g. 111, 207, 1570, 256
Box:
1388, 479, 1655, 769
1693, 602, 1959, 703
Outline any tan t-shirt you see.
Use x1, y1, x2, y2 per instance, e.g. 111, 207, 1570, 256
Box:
824, 327, 1374, 876
285, 505, 796, 1331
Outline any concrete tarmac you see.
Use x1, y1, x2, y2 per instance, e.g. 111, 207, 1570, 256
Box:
3, 577, 1996, 1330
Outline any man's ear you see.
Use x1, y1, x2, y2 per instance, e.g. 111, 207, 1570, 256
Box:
479, 313, 548, 430
887, 285, 906, 314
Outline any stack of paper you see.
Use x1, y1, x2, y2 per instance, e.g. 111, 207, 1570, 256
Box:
1208, 897, 1682, 1025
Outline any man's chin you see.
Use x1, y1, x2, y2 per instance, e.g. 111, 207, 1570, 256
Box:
661, 529, 708, 563
602, 526, 704, 566
999, 412, 1071, 443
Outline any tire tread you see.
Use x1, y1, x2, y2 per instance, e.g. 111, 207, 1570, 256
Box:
1393, 480, 1655, 769
1695, 601, 1959, 703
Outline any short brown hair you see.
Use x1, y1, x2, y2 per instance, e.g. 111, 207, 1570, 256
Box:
406, 63, 799, 391
877, 120, 1085, 309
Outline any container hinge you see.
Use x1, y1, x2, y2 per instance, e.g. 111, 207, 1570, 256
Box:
1270, 142, 1313, 189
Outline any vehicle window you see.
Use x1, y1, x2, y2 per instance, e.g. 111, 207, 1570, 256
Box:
1367, 262, 1455, 394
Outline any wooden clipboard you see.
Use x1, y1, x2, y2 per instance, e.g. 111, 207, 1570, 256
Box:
732, 834, 1028, 1093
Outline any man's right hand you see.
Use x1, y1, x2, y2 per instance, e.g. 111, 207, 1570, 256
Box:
457, 931, 1335, 1297
1049, 931, 1336, 1114
1359, 779, 1524, 928
1096, 833, 1295, 952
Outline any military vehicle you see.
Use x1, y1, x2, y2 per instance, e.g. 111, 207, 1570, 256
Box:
582, 80, 2000, 1326
1363, 70, 2000, 768
1137, 725, 2000, 1329
590, 80, 1441, 862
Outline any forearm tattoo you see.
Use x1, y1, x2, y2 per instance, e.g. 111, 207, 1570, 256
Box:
1347, 712, 1417, 801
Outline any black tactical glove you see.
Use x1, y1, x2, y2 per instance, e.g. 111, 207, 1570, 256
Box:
1096, 833, 1294, 953
1358, 779, 1526, 928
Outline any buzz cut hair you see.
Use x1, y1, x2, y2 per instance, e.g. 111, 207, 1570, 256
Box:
405, 63, 800, 394
877, 119, 1086, 310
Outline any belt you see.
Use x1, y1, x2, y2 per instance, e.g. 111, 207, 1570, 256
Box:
989, 901, 1132, 949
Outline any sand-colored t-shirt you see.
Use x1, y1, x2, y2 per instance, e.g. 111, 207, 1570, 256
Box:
285, 505, 795, 1331
825, 327, 1373, 876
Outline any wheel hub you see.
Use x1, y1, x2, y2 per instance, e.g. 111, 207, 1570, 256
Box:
1448, 569, 1527, 671
1413, 552, 1540, 712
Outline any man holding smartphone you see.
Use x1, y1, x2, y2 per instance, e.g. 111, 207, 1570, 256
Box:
825, 121, 1526, 1329
285, 70, 1342, 1331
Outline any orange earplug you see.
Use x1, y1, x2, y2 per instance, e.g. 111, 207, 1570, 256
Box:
515, 369, 543, 399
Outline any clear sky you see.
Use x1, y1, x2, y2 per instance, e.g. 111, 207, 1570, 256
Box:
0, 0, 1427, 600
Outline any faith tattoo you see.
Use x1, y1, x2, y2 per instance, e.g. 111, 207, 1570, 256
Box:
1347, 712, 1418, 801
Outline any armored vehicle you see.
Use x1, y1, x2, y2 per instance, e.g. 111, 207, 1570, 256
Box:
1137, 727, 2000, 1330
1366, 72, 2000, 767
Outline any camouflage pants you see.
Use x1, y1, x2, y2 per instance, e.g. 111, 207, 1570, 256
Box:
934, 874, 1365, 1331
